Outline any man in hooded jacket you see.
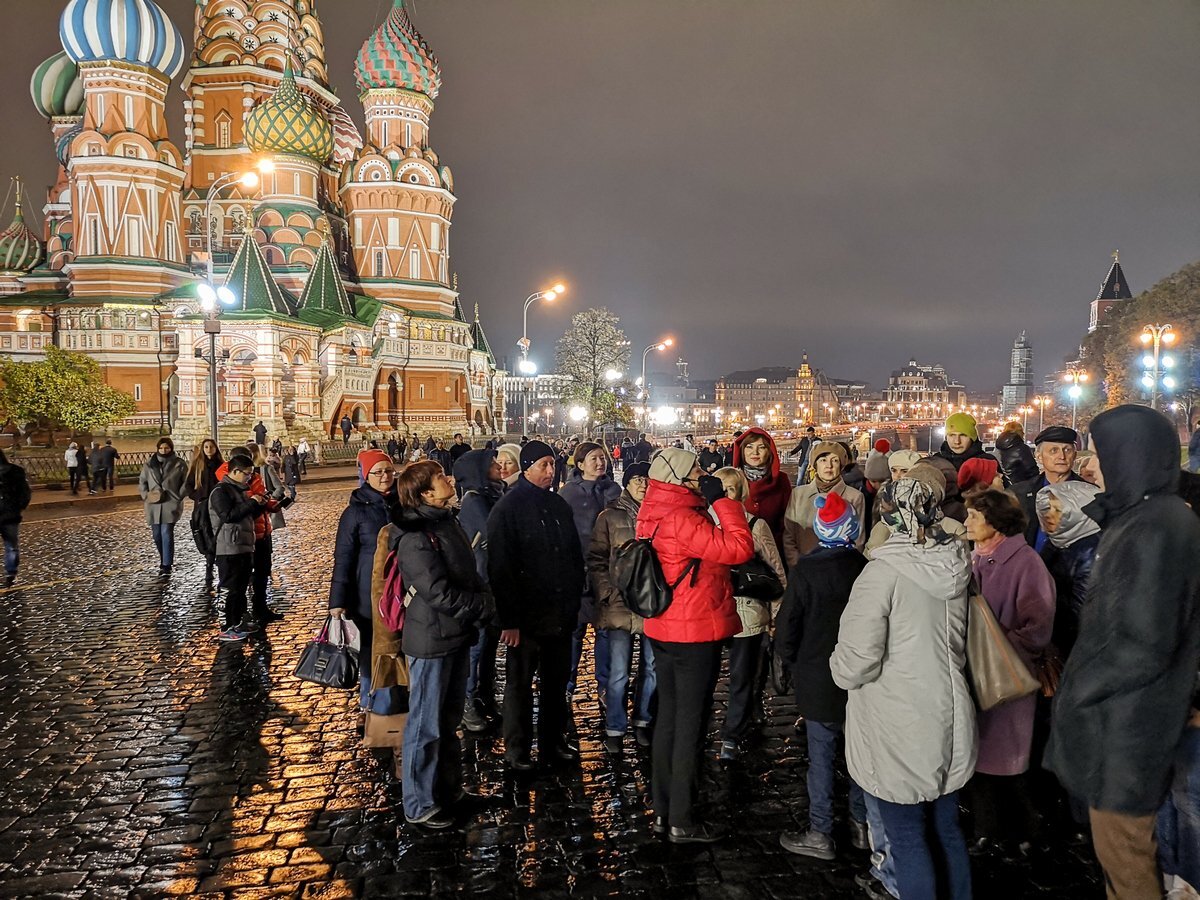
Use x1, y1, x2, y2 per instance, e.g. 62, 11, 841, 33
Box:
1045, 405, 1200, 900
455, 449, 505, 731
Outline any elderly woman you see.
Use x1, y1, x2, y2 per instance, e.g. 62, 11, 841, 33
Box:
832, 477, 976, 900
637, 448, 753, 843
783, 441, 866, 565
712, 466, 787, 763
963, 486, 1056, 850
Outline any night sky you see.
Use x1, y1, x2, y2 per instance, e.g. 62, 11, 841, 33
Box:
2, 1, 1197, 393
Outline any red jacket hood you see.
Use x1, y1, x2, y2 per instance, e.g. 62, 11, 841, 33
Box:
732, 427, 782, 479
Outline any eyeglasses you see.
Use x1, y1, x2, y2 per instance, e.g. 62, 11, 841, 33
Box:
368, 468, 396, 478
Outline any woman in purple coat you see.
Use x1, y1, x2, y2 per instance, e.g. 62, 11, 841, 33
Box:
964, 486, 1056, 850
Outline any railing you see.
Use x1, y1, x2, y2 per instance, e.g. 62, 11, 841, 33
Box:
11, 448, 195, 486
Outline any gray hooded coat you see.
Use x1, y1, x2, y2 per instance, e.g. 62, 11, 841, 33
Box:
831, 533, 978, 805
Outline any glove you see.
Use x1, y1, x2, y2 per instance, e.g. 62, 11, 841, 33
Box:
698, 474, 726, 506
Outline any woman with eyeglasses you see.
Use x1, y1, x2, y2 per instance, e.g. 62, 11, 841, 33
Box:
330, 449, 398, 713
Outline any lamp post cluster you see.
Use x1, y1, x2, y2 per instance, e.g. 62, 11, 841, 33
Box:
517, 284, 565, 435
1063, 367, 1089, 432
1140, 323, 1177, 411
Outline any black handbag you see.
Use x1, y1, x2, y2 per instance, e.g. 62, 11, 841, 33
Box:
293, 616, 359, 690
730, 517, 785, 601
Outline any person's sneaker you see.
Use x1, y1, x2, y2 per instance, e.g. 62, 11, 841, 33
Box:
405, 808, 455, 831
461, 699, 490, 733
215, 625, 249, 642
669, 821, 727, 844
718, 740, 739, 763
854, 871, 894, 900
3, 574, 15, 588
634, 725, 652, 748
850, 818, 870, 851
780, 829, 836, 860
603, 734, 623, 755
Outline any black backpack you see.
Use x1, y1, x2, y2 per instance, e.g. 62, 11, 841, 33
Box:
612, 528, 699, 619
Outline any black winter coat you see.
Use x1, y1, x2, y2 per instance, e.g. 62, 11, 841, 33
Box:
393, 505, 495, 659
0, 462, 31, 525
1045, 532, 1098, 658
487, 475, 585, 636
1045, 405, 1200, 814
934, 438, 991, 472
328, 485, 394, 626
454, 449, 502, 579
776, 545, 868, 723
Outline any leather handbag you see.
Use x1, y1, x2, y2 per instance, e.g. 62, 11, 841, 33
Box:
965, 582, 1040, 711
731, 556, 785, 601
364, 712, 408, 750
293, 616, 359, 690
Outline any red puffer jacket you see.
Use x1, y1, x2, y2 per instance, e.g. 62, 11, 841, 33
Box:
635, 480, 754, 644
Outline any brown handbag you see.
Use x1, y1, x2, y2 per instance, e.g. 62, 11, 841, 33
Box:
363, 711, 407, 750
965, 581, 1040, 711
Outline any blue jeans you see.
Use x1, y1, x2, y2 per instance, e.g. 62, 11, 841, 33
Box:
1158, 724, 1200, 888
865, 793, 900, 898
465, 625, 498, 707
0, 521, 18, 575
605, 629, 656, 736
873, 791, 972, 900
806, 720, 866, 834
150, 522, 175, 567
568, 620, 610, 699
402, 647, 470, 820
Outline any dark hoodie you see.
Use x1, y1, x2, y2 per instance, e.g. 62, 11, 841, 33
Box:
0, 451, 31, 525
453, 449, 502, 579
1045, 405, 1200, 814
732, 427, 793, 554
934, 437, 991, 472
995, 432, 1039, 486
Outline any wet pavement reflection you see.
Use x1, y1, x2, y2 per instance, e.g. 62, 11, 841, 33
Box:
0, 486, 1105, 898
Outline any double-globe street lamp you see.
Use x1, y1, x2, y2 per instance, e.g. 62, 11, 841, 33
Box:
1032, 395, 1052, 434
1063, 367, 1089, 432
1140, 323, 1177, 411
640, 337, 673, 428
517, 284, 565, 434
196, 162, 272, 441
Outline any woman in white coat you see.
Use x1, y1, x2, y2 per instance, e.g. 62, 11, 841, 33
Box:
832, 476, 976, 900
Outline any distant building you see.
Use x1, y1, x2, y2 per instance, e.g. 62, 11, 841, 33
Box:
1001, 331, 1033, 415
886, 359, 966, 413
1089, 252, 1134, 332
715, 353, 843, 429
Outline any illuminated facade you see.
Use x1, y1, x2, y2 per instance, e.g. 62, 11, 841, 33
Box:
5, 0, 503, 442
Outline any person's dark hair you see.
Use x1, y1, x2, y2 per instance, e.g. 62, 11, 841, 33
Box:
157, 437, 174, 452
395, 460, 442, 508
227, 452, 254, 474
964, 485, 1026, 536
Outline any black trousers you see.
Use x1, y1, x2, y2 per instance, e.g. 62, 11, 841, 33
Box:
722, 633, 766, 742
216, 554, 253, 629
967, 771, 1039, 842
251, 534, 272, 618
503, 632, 571, 762
649, 639, 723, 828
68, 466, 82, 492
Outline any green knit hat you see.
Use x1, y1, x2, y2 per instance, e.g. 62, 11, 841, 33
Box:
945, 412, 978, 441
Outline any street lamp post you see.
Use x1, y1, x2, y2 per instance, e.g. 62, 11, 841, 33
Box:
518, 284, 565, 434
1140, 323, 1177, 411
1033, 396, 1051, 433
1063, 367, 1089, 432
640, 337, 673, 428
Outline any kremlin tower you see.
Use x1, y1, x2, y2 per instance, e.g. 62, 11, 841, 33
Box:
3, 0, 504, 442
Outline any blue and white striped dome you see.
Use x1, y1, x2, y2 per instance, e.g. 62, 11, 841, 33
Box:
60, 0, 186, 82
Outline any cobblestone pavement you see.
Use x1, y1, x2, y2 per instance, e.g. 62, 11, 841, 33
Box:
0, 487, 1106, 899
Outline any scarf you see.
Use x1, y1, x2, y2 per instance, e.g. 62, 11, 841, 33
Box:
814, 475, 842, 493
743, 464, 767, 483
971, 531, 1006, 559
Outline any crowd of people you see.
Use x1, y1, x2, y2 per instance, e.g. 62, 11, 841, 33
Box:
311, 406, 1199, 899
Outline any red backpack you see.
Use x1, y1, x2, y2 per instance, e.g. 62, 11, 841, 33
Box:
378, 531, 438, 632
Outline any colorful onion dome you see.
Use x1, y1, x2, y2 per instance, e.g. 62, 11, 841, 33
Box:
31, 51, 84, 120
0, 185, 46, 275
60, 0, 186, 81
56, 124, 84, 167
245, 65, 333, 163
354, 0, 441, 98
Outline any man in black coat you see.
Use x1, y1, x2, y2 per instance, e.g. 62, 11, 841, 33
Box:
1010, 425, 1084, 553
1045, 405, 1200, 898
0, 450, 31, 587
630, 433, 655, 465
698, 439, 723, 474
487, 440, 586, 769
449, 433, 472, 465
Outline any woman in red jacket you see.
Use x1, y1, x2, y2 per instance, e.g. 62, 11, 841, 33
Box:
636, 447, 754, 844
732, 427, 791, 557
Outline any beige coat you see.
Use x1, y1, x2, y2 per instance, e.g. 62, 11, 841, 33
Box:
733, 512, 788, 637
782, 480, 866, 566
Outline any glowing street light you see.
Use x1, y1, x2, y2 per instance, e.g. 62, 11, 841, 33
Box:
1140, 323, 1177, 410
640, 337, 674, 425
1063, 367, 1089, 431
517, 282, 567, 432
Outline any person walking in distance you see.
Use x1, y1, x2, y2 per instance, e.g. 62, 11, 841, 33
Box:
87, 441, 103, 494
1045, 406, 1200, 900
253, 420, 267, 445
186, 439, 224, 592
282, 446, 301, 501
138, 437, 189, 576
98, 439, 120, 491
0, 450, 31, 587
208, 453, 268, 642
296, 437, 310, 475
449, 433, 472, 466
487, 440, 586, 770
637, 447, 754, 843
64, 441, 82, 494
340, 414, 353, 445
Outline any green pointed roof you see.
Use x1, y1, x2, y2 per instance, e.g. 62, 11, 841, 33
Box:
472, 303, 494, 363
451, 294, 467, 322
298, 239, 355, 321
223, 234, 296, 316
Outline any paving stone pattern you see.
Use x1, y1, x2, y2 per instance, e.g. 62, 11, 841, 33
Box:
0, 487, 1106, 898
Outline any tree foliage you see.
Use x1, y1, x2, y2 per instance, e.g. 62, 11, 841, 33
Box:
1080, 259, 1200, 425
553, 308, 632, 432
0, 346, 137, 437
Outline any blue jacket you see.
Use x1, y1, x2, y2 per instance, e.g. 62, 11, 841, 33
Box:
328, 485, 394, 625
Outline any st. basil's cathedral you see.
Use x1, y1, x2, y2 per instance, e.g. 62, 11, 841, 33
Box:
0, 0, 504, 444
